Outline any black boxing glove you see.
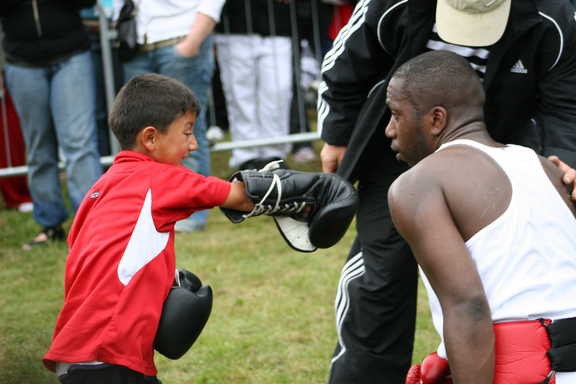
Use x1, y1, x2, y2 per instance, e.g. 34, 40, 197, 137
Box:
154, 269, 212, 359
174, 268, 202, 291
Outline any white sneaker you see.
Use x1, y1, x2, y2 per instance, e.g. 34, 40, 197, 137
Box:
292, 147, 317, 163
206, 126, 225, 141
174, 220, 205, 233
18, 202, 33, 213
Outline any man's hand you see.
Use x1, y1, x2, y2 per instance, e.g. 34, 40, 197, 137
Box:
548, 155, 576, 200
175, 13, 216, 57
320, 143, 347, 174
175, 37, 201, 57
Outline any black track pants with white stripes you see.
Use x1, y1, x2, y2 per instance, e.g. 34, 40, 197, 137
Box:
328, 150, 418, 384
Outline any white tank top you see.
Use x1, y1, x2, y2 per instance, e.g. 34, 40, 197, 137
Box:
421, 139, 576, 359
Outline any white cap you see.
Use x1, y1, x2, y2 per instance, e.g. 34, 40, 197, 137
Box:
436, 0, 511, 47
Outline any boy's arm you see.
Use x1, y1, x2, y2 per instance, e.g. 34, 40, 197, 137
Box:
388, 170, 494, 384
221, 182, 254, 212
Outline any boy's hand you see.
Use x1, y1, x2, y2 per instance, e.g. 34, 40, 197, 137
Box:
548, 155, 576, 200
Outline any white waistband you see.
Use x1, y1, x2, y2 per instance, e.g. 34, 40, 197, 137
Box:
55, 361, 104, 376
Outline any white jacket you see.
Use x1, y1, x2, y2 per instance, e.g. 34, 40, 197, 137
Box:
114, 0, 225, 44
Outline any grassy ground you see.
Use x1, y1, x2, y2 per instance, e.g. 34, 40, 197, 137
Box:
0, 142, 438, 384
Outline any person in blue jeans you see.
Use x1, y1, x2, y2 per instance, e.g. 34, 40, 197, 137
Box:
1, 0, 103, 249
115, 0, 225, 232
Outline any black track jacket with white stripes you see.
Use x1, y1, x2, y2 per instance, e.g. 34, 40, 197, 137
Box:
319, 0, 576, 180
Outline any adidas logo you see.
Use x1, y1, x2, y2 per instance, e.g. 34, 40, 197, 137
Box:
510, 60, 528, 74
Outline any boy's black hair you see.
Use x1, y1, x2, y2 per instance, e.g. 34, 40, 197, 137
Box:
109, 73, 200, 150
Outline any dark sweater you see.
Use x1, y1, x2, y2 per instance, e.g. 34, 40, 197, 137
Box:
320, 0, 576, 179
0, 0, 95, 65
217, 0, 292, 37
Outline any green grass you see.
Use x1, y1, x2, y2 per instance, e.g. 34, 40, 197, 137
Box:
0, 143, 438, 384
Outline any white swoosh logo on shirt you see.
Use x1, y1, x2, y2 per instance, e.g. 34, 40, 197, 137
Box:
117, 189, 169, 285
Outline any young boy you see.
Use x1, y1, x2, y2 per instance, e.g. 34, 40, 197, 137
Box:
42, 73, 356, 383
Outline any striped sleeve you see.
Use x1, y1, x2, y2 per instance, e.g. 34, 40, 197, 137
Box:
317, 0, 394, 145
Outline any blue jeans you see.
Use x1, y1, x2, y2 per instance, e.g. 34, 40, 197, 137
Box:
5, 51, 102, 228
122, 36, 214, 228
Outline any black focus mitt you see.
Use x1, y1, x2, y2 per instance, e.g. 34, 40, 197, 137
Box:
221, 160, 358, 252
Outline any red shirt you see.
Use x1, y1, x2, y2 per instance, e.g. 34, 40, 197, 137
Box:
44, 151, 231, 375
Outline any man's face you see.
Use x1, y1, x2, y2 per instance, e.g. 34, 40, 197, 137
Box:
153, 111, 198, 166
385, 77, 432, 166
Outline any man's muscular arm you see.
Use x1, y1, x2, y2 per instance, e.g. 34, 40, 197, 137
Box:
388, 168, 494, 384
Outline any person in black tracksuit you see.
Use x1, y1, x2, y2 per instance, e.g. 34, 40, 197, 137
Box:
318, 1, 576, 383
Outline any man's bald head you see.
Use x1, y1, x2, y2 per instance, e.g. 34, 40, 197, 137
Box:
391, 50, 485, 121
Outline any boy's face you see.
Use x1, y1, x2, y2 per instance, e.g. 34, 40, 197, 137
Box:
153, 111, 198, 166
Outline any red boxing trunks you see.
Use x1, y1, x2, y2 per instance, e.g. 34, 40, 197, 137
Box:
406, 320, 556, 384
493, 320, 554, 384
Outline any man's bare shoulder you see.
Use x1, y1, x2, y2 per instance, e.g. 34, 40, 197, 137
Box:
388, 145, 489, 221
388, 153, 450, 221
390, 147, 469, 198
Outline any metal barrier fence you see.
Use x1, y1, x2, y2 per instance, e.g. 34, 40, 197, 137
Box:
0, 0, 331, 179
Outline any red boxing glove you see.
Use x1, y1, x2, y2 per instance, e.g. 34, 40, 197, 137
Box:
405, 364, 422, 384
405, 353, 451, 384
422, 353, 450, 384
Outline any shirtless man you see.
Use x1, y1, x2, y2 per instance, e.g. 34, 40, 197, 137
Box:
385, 50, 576, 384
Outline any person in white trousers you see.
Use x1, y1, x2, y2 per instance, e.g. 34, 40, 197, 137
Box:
215, 0, 293, 170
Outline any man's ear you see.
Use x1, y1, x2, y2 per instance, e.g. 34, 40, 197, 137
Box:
429, 106, 447, 136
138, 126, 159, 152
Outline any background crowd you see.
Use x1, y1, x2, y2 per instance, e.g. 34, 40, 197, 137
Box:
0, 0, 355, 244
2, 1, 576, 384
